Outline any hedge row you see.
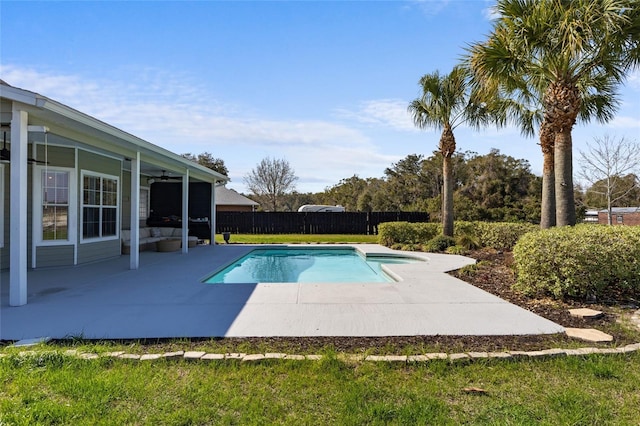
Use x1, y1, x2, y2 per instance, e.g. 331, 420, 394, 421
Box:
513, 225, 640, 300
378, 221, 537, 251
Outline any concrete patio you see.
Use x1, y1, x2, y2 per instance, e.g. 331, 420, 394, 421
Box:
1, 244, 564, 340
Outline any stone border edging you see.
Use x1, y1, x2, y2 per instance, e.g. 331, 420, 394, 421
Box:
3, 343, 639, 363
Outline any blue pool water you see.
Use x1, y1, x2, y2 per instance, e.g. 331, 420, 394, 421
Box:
204, 248, 422, 284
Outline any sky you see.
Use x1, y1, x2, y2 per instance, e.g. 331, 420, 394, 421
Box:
1, 0, 639, 194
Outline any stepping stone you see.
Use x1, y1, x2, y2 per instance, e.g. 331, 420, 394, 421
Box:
426, 353, 448, 360
569, 308, 604, 319
119, 353, 141, 360
140, 354, 162, 361
224, 353, 246, 359
565, 328, 613, 342
162, 351, 184, 359
201, 353, 225, 361
264, 353, 287, 359
284, 354, 306, 360
242, 354, 266, 362
183, 351, 206, 360
449, 353, 470, 362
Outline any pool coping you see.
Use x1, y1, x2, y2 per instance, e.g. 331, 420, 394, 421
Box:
201, 244, 435, 284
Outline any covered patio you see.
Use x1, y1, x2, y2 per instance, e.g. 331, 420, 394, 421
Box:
1, 80, 228, 307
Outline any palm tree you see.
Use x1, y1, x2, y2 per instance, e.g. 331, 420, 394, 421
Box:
467, 0, 638, 226
408, 66, 491, 237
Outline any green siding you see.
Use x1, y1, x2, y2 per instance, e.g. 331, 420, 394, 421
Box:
36, 245, 74, 268
78, 239, 121, 264
0, 164, 7, 269
78, 150, 120, 176
122, 170, 131, 230
35, 145, 75, 167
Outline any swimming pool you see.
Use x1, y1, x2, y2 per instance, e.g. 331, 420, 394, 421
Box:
203, 247, 423, 284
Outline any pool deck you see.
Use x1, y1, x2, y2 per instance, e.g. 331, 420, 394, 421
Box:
1, 244, 564, 340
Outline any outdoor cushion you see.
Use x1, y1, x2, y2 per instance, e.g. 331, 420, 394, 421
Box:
151, 227, 163, 237
139, 228, 151, 238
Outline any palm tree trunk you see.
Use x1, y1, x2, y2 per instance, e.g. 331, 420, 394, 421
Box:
440, 125, 455, 237
540, 122, 555, 229
442, 155, 454, 237
541, 153, 556, 228
554, 130, 576, 226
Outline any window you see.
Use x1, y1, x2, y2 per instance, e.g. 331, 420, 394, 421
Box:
139, 187, 150, 220
34, 166, 76, 246
82, 171, 119, 241
42, 170, 70, 240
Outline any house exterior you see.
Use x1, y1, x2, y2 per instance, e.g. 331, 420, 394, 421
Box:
1, 80, 228, 306
597, 207, 640, 226
215, 185, 259, 212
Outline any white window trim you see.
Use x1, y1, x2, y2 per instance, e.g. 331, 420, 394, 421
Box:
80, 170, 120, 243
0, 163, 4, 248
140, 186, 150, 220
33, 166, 77, 246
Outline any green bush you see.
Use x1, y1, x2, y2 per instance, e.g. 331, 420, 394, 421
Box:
378, 222, 439, 246
424, 235, 456, 252
474, 222, 538, 251
445, 245, 467, 255
513, 225, 640, 300
378, 221, 536, 251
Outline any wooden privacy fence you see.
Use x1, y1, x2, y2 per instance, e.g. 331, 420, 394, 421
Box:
215, 211, 429, 235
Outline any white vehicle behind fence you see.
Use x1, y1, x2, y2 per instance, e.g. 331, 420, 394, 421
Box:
297, 205, 346, 213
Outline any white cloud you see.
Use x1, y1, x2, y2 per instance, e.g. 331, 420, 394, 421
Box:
607, 115, 640, 129
626, 69, 640, 91
407, 0, 451, 17
482, 5, 500, 21
1, 64, 394, 192
334, 99, 417, 132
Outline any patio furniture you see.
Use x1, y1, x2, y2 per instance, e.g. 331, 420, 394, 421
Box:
121, 227, 198, 253
156, 239, 181, 252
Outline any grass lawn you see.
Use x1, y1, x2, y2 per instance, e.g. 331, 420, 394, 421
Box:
214, 233, 379, 244
2, 348, 639, 424
3, 233, 639, 423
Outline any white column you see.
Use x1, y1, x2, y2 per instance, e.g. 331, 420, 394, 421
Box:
210, 182, 217, 245
129, 152, 140, 269
181, 169, 189, 254
10, 107, 28, 306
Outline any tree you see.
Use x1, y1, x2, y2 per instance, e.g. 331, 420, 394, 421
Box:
244, 157, 298, 212
467, 0, 639, 227
383, 154, 431, 211
181, 152, 229, 176
578, 135, 640, 224
408, 66, 492, 236
456, 149, 541, 222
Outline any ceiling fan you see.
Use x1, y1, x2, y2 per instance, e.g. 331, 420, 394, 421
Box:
1, 127, 49, 164
147, 170, 182, 182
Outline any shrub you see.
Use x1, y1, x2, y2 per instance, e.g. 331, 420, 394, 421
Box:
424, 235, 456, 252
378, 222, 439, 246
474, 222, 538, 251
513, 225, 640, 300
445, 245, 467, 255
378, 221, 535, 251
